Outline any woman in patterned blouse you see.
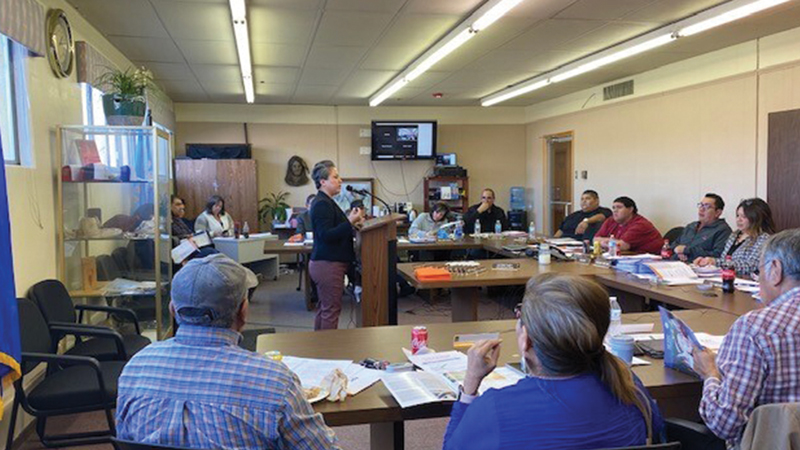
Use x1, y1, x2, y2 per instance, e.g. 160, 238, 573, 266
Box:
695, 198, 776, 277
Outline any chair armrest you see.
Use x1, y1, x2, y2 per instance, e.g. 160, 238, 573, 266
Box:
21, 352, 113, 406
75, 304, 141, 334
665, 418, 726, 450
48, 324, 128, 360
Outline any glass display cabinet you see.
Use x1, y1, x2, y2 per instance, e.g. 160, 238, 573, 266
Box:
56, 125, 173, 340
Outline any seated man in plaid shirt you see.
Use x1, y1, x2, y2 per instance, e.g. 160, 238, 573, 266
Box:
116, 254, 340, 449
694, 229, 800, 447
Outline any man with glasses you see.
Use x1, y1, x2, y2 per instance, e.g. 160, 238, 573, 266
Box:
693, 229, 800, 447
669, 193, 732, 261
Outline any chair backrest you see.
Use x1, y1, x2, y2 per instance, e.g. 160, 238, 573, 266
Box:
111, 437, 208, 450
16, 298, 54, 374
28, 279, 76, 324
112, 247, 132, 272
239, 327, 275, 352
97, 254, 122, 281
664, 227, 684, 244
597, 442, 681, 450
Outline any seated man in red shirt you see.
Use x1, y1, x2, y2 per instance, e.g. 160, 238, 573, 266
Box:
594, 196, 663, 254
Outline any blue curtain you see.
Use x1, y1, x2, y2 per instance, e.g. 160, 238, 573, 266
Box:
0, 134, 21, 419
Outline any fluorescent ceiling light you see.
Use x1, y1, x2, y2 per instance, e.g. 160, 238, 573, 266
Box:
230, 0, 254, 103
679, 0, 791, 36
472, 0, 524, 31
481, 0, 790, 106
369, 0, 524, 107
550, 34, 674, 83
482, 79, 550, 106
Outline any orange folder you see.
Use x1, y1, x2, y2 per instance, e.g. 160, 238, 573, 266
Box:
414, 267, 451, 281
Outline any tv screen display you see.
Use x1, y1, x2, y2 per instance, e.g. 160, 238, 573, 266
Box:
371, 121, 437, 161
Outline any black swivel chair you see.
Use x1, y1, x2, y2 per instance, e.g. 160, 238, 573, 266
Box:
665, 418, 726, 450
664, 227, 685, 245
28, 279, 150, 361
5, 298, 123, 449
111, 437, 209, 450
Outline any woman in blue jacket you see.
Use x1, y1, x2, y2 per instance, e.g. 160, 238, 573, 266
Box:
443, 273, 663, 450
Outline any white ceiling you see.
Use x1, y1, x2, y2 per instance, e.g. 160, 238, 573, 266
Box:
66, 0, 800, 106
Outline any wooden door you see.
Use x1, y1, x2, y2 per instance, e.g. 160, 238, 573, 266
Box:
546, 134, 574, 234
768, 109, 800, 231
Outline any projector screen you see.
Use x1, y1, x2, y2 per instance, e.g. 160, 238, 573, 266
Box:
371, 121, 437, 161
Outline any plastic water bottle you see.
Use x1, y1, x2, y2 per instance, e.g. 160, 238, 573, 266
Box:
528, 221, 536, 239
608, 234, 618, 257
455, 221, 464, 240
608, 296, 622, 339
474, 220, 481, 236
242, 221, 250, 239
538, 243, 551, 265
494, 219, 502, 234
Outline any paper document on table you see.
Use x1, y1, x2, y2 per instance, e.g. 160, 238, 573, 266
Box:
403, 349, 467, 375
441, 366, 524, 394
546, 238, 584, 246
342, 364, 382, 395
695, 333, 725, 351
171, 239, 197, 264
707, 277, 760, 294
283, 242, 305, 247
380, 371, 457, 408
281, 356, 352, 389
398, 237, 410, 244
620, 323, 654, 334
631, 357, 651, 366
644, 261, 705, 285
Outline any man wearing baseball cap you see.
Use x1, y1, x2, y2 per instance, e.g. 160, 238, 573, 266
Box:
116, 254, 340, 449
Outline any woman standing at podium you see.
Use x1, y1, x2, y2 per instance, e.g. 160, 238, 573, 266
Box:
309, 160, 365, 330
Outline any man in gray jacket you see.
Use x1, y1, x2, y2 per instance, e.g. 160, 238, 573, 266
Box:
670, 193, 732, 261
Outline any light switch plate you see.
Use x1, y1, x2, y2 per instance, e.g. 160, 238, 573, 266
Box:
359, 146, 371, 155
359, 128, 371, 138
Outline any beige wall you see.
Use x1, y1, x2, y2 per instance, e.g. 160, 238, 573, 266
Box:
175, 121, 528, 220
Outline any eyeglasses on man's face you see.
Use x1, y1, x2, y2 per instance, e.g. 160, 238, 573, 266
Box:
697, 203, 716, 211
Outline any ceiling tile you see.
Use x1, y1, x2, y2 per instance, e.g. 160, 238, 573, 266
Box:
141, 61, 195, 80
336, 69, 396, 98
325, 0, 405, 13
292, 85, 338, 103
151, 0, 233, 41
177, 40, 238, 64
404, 0, 483, 15
360, 46, 421, 71
305, 46, 367, 69
256, 82, 296, 97
157, 79, 209, 100
249, 7, 318, 46
254, 66, 301, 84
509, 0, 581, 19
408, 71, 452, 90
199, 80, 244, 96
622, 0, 726, 23
315, 11, 394, 47
106, 36, 184, 63
557, 22, 655, 54
192, 65, 242, 82
376, 14, 462, 49
555, 0, 658, 21
252, 43, 306, 67
69, 0, 169, 38
250, 0, 322, 9
298, 67, 350, 86
502, 19, 606, 52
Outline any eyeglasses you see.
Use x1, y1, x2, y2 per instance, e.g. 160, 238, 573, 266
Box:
696, 203, 716, 211
481, 196, 493, 200
514, 302, 522, 319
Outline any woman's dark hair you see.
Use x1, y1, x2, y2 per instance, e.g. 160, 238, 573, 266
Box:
613, 196, 638, 215
520, 273, 645, 415
205, 195, 226, 216
432, 202, 450, 219
738, 198, 776, 235
704, 193, 725, 211
312, 160, 336, 190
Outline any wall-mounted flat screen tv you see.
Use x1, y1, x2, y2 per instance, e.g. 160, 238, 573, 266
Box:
371, 121, 437, 161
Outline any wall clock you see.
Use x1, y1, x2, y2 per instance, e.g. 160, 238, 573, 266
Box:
46, 9, 74, 78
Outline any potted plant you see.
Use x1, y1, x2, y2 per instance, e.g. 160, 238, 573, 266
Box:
259, 191, 291, 230
96, 66, 154, 126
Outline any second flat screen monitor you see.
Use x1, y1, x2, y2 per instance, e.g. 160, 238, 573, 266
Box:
371, 121, 437, 161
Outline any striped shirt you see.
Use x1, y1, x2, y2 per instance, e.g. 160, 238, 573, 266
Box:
713, 231, 770, 277
700, 287, 800, 447
116, 325, 340, 450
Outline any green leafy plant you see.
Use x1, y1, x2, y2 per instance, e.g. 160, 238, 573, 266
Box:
96, 66, 154, 101
259, 191, 291, 228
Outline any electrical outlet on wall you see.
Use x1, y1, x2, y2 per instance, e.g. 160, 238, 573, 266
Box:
581, 170, 588, 180
359, 128, 371, 138
359, 146, 371, 155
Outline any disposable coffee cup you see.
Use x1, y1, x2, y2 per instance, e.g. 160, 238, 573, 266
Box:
306, 232, 313, 241
609, 335, 635, 365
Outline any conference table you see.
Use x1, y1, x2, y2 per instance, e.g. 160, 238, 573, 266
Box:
397, 258, 763, 321
257, 309, 738, 450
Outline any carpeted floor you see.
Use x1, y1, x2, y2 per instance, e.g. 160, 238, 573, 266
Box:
14, 268, 520, 450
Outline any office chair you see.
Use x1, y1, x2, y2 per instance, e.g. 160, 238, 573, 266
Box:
29, 279, 150, 361
665, 418, 726, 450
664, 227, 685, 244
239, 327, 276, 352
5, 298, 122, 449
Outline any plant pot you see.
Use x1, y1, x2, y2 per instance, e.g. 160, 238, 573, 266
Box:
102, 94, 146, 126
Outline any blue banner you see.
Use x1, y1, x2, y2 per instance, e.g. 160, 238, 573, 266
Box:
0, 143, 21, 418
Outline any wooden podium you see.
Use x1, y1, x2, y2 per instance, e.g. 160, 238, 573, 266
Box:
358, 213, 404, 327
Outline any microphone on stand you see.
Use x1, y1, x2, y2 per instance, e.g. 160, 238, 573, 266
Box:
346, 185, 392, 215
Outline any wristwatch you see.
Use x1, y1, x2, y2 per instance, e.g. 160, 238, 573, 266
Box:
457, 385, 478, 404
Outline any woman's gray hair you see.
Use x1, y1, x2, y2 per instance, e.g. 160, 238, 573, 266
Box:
312, 160, 336, 189
762, 229, 800, 281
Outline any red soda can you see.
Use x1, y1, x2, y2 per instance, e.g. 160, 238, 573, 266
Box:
411, 326, 428, 355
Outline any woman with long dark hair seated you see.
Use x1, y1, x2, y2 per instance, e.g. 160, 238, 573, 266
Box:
443, 273, 664, 450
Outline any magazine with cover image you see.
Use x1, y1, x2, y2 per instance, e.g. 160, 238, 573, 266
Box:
658, 306, 704, 376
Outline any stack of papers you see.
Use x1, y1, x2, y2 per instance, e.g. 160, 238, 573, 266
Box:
645, 261, 705, 285
628, 332, 725, 351
281, 356, 382, 396
546, 238, 584, 246
102, 278, 157, 296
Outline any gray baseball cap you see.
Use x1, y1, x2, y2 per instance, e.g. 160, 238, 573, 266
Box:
171, 254, 258, 326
